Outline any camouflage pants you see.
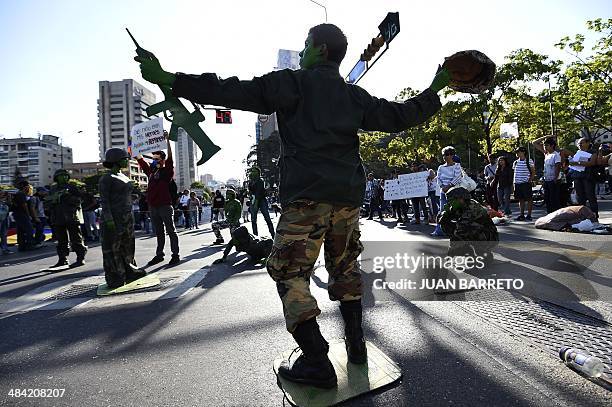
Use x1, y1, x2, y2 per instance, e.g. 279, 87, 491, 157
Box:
212, 220, 239, 239
101, 216, 138, 286
441, 220, 499, 254
266, 200, 363, 332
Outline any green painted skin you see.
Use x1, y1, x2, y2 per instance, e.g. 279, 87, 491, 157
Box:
298, 34, 327, 70
105, 158, 130, 232
56, 174, 69, 185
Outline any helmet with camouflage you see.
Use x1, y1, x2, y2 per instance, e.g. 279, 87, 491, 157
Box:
53, 168, 70, 182
103, 148, 130, 168
445, 186, 471, 201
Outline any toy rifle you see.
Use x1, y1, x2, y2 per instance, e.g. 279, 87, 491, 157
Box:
126, 28, 221, 165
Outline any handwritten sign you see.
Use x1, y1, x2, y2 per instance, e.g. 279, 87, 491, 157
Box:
384, 171, 429, 200
130, 117, 165, 157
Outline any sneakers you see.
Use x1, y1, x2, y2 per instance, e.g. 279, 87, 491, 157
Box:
525, 215, 532, 221
515, 215, 525, 221
167, 254, 180, 267
70, 258, 86, 268
146, 255, 164, 267
213, 238, 225, 245
47, 258, 69, 272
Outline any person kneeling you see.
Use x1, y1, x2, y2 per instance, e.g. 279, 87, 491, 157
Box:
211, 189, 242, 245
439, 186, 498, 263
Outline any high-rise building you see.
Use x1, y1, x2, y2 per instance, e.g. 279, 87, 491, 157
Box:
0, 134, 73, 187
97, 79, 156, 188
200, 173, 213, 185
175, 128, 199, 190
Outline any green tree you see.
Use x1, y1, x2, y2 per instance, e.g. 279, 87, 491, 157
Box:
190, 181, 205, 189
555, 18, 612, 138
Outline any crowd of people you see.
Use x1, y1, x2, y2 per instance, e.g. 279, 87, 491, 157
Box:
363, 139, 612, 234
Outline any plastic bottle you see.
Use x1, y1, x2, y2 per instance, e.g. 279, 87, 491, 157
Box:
559, 347, 605, 378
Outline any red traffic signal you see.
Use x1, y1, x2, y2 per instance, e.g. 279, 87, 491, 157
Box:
216, 109, 232, 124
360, 35, 385, 62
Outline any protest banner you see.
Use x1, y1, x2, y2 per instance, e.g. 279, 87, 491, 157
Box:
384, 171, 429, 200
130, 117, 166, 157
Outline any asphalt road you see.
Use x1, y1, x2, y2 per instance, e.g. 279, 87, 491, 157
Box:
0, 202, 610, 406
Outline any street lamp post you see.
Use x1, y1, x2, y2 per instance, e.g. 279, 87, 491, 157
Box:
306, 0, 327, 22
547, 75, 556, 137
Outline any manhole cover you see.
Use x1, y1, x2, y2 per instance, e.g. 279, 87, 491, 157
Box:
44, 277, 178, 301
451, 290, 612, 377
44, 284, 98, 300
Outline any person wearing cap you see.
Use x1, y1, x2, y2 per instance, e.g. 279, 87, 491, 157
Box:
44, 169, 87, 270
512, 147, 535, 221
99, 148, 146, 289
439, 186, 498, 262
211, 188, 242, 245
533, 136, 562, 214
136, 130, 180, 267
432, 146, 463, 236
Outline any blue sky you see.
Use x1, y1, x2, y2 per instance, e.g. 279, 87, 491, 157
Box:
0, 0, 610, 181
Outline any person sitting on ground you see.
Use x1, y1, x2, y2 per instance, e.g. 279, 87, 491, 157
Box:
212, 225, 273, 265
439, 186, 498, 263
212, 188, 242, 245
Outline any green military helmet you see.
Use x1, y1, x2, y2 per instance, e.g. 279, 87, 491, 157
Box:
103, 148, 130, 168
446, 186, 471, 201
53, 168, 70, 182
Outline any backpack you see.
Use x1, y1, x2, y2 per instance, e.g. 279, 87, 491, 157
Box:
169, 179, 179, 205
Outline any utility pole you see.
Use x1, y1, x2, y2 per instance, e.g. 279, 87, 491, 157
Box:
548, 75, 556, 137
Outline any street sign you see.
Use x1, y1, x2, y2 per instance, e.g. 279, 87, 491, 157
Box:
378, 12, 400, 44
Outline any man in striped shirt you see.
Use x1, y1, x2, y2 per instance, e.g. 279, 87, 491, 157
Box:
431, 146, 463, 236
512, 147, 535, 221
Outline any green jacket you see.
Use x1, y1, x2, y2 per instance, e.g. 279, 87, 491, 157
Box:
224, 198, 242, 225
45, 183, 83, 225
173, 62, 441, 207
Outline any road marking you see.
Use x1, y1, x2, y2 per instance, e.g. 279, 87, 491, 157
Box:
0, 268, 209, 314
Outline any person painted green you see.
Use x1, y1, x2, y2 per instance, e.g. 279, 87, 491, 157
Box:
439, 186, 498, 262
211, 188, 242, 245
212, 225, 273, 265
44, 169, 87, 271
248, 166, 275, 238
99, 148, 146, 289
135, 23, 449, 389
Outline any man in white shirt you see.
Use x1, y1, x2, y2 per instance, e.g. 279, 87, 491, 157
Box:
533, 136, 561, 214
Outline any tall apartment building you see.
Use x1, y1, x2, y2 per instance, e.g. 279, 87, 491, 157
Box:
97, 79, 156, 188
0, 134, 73, 187
200, 173, 213, 185
175, 128, 199, 190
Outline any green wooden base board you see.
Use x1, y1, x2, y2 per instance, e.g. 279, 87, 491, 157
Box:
97, 274, 160, 296
274, 339, 402, 406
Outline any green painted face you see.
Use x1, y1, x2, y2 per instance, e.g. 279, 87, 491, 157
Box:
249, 169, 260, 181
226, 190, 235, 200
118, 158, 129, 169
299, 34, 326, 69
57, 174, 69, 185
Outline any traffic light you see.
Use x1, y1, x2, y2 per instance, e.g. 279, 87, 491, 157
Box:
215, 109, 232, 124
360, 35, 385, 62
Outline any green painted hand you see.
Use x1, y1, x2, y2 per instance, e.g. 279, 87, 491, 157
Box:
429, 65, 450, 93
104, 220, 116, 234
134, 55, 176, 87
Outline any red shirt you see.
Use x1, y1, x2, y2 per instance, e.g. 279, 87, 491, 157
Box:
138, 156, 174, 207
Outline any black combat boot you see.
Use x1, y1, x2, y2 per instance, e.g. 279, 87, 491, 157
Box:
340, 300, 368, 364
126, 268, 147, 283
278, 318, 337, 389
48, 257, 69, 272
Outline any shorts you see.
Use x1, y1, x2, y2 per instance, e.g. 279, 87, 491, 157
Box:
514, 182, 533, 200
